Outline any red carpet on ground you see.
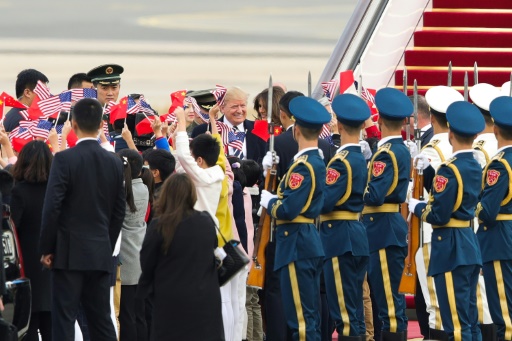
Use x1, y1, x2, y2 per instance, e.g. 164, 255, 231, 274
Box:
331, 321, 422, 340
395, 1, 512, 90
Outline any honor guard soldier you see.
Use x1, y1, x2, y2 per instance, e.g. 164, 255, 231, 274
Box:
86, 64, 124, 106
362, 88, 412, 341
260, 96, 331, 341
410, 101, 485, 341
415, 85, 463, 339
469, 83, 500, 339
321, 94, 370, 340
470, 83, 501, 168
476, 96, 512, 341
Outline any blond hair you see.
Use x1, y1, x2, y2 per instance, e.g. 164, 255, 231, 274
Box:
223, 87, 249, 104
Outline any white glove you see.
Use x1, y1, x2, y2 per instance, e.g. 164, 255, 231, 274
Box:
259, 190, 277, 209
404, 140, 418, 158
408, 198, 426, 213
414, 153, 430, 171
359, 140, 372, 160
262, 151, 279, 177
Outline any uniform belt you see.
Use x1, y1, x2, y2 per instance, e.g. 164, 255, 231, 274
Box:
496, 214, 512, 221
276, 216, 315, 225
362, 204, 400, 214
433, 218, 471, 229
320, 211, 360, 222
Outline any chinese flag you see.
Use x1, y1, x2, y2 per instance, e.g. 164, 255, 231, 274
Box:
11, 135, 33, 153
135, 116, 157, 136
27, 94, 44, 121
252, 120, 283, 142
67, 129, 78, 148
109, 97, 128, 124
0, 92, 26, 109
168, 90, 187, 114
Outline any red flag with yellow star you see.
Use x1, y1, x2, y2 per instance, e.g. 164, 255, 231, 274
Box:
0, 92, 26, 110
109, 96, 129, 124
252, 120, 283, 142
168, 90, 187, 115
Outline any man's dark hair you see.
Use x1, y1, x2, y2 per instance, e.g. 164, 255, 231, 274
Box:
144, 149, 176, 182
241, 159, 261, 187
72, 98, 103, 133
497, 126, 512, 140
296, 125, 322, 141
68, 73, 92, 90
430, 110, 448, 128
380, 117, 404, 131
451, 132, 476, 145
189, 134, 220, 167
279, 91, 304, 117
15, 69, 49, 98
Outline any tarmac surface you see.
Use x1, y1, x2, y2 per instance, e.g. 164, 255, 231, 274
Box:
0, 0, 357, 113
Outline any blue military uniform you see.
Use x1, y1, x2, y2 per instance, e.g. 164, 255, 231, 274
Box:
362, 88, 412, 340
320, 94, 370, 340
476, 96, 512, 341
413, 101, 485, 341
265, 96, 331, 341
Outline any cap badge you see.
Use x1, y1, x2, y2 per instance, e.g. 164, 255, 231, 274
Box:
106, 67, 114, 75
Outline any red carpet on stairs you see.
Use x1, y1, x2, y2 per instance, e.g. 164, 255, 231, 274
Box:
395, 1, 512, 92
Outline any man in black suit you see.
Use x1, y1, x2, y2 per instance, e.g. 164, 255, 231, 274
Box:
40, 98, 125, 341
408, 95, 433, 147
191, 87, 266, 163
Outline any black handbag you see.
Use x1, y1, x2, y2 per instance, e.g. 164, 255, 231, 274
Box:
0, 318, 17, 341
215, 226, 249, 287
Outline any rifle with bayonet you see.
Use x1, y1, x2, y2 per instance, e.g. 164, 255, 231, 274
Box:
399, 80, 423, 295
247, 75, 277, 289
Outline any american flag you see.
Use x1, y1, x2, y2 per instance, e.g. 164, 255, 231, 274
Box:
32, 120, 54, 139
71, 88, 97, 101
127, 96, 140, 115
214, 121, 230, 145
354, 81, 377, 115
186, 96, 208, 122
228, 129, 245, 151
321, 79, 339, 102
102, 121, 110, 141
319, 124, 331, 139
33, 80, 52, 100
9, 122, 34, 140
18, 110, 30, 120
211, 85, 227, 106
39, 91, 73, 119
139, 95, 156, 115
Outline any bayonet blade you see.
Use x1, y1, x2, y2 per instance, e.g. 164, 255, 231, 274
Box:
403, 66, 408, 95
308, 71, 311, 97
267, 74, 275, 153
474, 61, 479, 85
448, 61, 452, 87
464, 71, 469, 101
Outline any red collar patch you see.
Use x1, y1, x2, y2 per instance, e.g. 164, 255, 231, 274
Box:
434, 175, 448, 192
486, 169, 500, 186
372, 161, 386, 177
326, 168, 340, 185
289, 173, 304, 190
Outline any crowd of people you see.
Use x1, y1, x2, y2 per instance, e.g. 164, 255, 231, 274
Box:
0, 63, 511, 341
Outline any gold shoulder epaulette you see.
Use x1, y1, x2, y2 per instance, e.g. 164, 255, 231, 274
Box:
473, 140, 486, 149
422, 139, 439, 150
443, 156, 456, 166
493, 152, 504, 162
379, 143, 392, 152
295, 155, 309, 164
335, 150, 349, 161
